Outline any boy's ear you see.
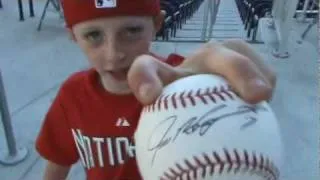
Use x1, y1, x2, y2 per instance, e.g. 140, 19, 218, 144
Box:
66, 28, 77, 42
153, 10, 166, 33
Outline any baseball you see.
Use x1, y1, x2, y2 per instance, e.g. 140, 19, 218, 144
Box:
134, 74, 283, 180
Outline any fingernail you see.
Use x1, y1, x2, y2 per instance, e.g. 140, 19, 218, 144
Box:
139, 83, 152, 99
254, 78, 268, 88
240, 79, 269, 103
246, 78, 268, 94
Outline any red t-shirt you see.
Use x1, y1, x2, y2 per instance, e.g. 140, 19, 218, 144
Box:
35, 53, 184, 180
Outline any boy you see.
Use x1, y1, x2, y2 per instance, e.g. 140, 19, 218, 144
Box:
35, 0, 276, 179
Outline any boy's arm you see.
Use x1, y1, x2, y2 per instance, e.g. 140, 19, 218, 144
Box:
43, 161, 71, 180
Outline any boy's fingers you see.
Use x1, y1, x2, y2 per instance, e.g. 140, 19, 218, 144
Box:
220, 39, 277, 88
128, 55, 190, 105
201, 47, 272, 103
128, 46, 273, 105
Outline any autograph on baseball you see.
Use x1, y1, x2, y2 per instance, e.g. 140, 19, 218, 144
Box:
147, 104, 267, 165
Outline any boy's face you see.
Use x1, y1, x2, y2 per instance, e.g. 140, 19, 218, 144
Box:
70, 12, 164, 94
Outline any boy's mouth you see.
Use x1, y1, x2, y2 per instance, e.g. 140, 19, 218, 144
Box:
108, 68, 130, 81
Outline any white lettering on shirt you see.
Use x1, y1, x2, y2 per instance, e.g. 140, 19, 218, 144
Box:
71, 128, 135, 169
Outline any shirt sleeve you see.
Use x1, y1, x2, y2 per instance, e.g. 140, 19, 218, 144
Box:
35, 85, 79, 166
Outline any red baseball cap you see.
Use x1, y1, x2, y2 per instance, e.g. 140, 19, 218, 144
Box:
61, 0, 161, 28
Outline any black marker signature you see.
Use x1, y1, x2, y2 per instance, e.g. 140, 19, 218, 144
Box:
147, 104, 267, 165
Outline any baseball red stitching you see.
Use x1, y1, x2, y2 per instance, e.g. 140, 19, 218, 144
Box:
159, 148, 279, 180
143, 85, 235, 113
141, 85, 279, 179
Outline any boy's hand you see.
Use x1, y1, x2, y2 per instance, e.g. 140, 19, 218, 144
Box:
128, 39, 276, 105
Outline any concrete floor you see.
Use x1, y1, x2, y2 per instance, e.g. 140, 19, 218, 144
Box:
0, 0, 319, 180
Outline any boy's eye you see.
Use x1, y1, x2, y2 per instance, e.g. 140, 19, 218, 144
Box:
124, 26, 143, 37
84, 30, 103, 43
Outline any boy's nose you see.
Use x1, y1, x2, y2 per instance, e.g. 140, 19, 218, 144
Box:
103, 42, 125, 69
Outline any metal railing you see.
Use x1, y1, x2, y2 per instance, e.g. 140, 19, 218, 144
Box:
296, 0, 319, 22
37, 0, 63, 31
156, 0, 221, 43
0, 70, 28, 166
17, 0, 35, 21
298, 0, 319, 42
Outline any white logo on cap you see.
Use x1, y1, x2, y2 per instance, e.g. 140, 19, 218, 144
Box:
95, 0, 117, 8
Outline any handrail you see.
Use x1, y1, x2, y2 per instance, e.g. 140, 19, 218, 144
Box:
0, 70, 28, 166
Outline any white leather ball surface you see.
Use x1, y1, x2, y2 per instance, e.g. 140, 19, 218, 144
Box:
134, 74, 283, 180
